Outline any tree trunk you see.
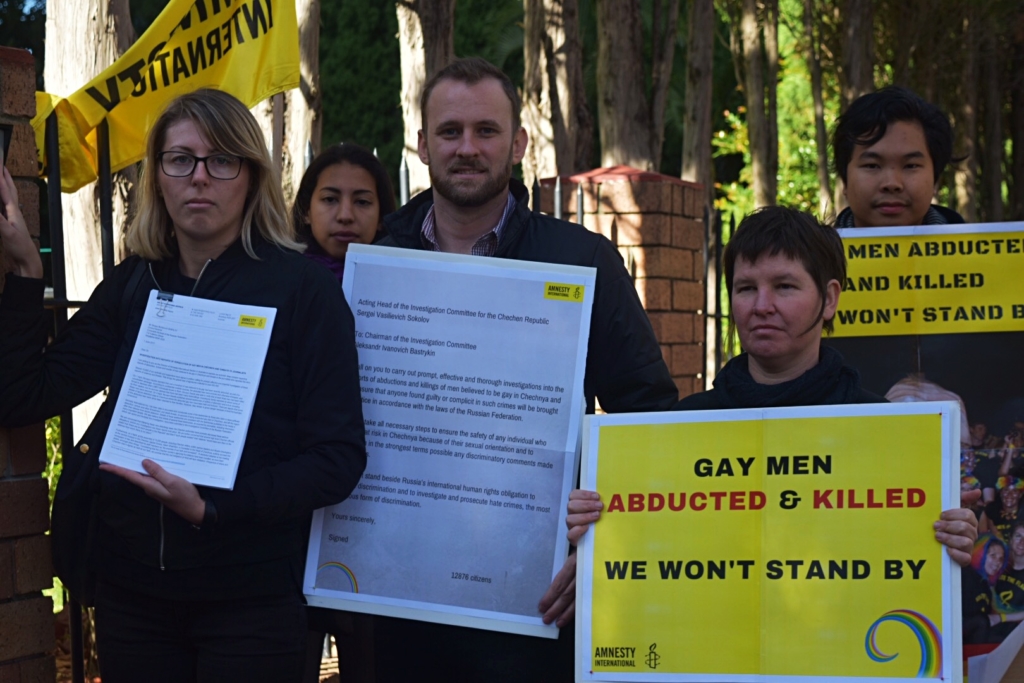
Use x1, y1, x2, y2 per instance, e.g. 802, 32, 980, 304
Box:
841, 0, 873, 111
44, 0, 135, 441
648, 0, 680, 171
282, 0, 322, 206
889, 2, 919, 89
522, 0, 555, 188
563, 0, 593, 173
981, 19, 1004, 223
763, 0, 779, 204
681, 0, 714, 210
522, 0, 593, 188
802, 0, 831, 217
397, 0, 455, 196
595, 0, 653, 169
954, 13, 978, 223
740, 0, 770, 207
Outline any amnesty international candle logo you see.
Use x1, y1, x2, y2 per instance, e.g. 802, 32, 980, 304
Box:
238, 315, 267, 329
544, 282, 586, 302
645, 643, 661, 670
834, 225, 1024, 336
577, 404, 960, 682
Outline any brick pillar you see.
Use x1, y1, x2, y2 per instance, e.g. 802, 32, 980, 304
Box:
0, 47, 57, 683
540, 166, 707, 399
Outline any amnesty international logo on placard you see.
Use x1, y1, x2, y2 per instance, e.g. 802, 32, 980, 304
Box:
544, 282, 586, 302
834, 224, 1024, 337
577, 403, 960, 682
645, 644, 661, 670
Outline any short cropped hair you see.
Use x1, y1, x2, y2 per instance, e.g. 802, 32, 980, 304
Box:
725, 207, 846, 334
291, 143, 397, 246
126, 88, 301, 260
832, 86, 953, 185
420, 57, 522, 132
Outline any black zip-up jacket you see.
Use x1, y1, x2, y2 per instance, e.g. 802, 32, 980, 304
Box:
372, 179, 677, 681
381, 178, 679, 414
675, 346, 886, 410
0, 235, 366, 599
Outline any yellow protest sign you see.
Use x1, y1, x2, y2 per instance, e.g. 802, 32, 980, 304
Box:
834, 224, 1024, 337
31, 0, 299, 193
578, 404, 960, 682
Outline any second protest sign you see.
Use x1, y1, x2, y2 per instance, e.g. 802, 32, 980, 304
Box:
577, 403, 961, 682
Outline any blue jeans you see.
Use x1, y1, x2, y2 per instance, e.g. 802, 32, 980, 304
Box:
94, 580, 307, 683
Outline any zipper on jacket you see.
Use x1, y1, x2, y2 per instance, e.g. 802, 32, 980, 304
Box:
147, 258, 212, 296
159, 504, 166, 570
147, 259, 210, 574
190, 259, 212, 295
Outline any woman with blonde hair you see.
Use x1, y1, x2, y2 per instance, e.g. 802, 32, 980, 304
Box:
0, 88, 366, 682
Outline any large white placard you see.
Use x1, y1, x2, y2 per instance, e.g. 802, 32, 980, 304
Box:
99, 290, 276, 489
304, 244, 595, 638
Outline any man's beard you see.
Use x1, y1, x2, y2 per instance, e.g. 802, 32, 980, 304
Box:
429, 149, 514, 208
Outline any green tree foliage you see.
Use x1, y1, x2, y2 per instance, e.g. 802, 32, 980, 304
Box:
7, 0, 1018, 220
453, 0, 523, 76
319, 1, 402, 184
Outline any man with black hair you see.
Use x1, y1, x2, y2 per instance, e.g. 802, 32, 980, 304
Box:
832, 86, 965, 228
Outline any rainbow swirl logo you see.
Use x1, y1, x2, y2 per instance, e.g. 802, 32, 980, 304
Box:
864, 609, 942, 678
317, 562, 359, 593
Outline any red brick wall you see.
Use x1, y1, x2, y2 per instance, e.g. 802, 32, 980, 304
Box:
540, 167, 707, 400
0, 46, 57, 683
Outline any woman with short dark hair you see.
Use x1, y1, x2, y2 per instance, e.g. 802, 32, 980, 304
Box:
567, 207, 977, 562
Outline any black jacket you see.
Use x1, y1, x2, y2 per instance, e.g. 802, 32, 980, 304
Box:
0, 236, 366, 599
675, 345, 885, 410
381, 178, 679, 414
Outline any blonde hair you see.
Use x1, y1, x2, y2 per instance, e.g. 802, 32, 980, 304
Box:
126, 88, 303, 260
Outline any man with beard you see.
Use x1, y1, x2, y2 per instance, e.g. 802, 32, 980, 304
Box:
374, 57, 677, 681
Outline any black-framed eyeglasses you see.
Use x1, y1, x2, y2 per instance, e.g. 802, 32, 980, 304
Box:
158, 152, 244, 180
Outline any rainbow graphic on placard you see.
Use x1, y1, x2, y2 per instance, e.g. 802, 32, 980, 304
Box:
864, 609, 942, 678
316, 562, 359, 593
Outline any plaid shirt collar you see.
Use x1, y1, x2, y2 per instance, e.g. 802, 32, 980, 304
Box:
420, 191, 518, 256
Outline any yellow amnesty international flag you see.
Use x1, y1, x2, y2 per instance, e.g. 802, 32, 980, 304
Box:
834, 224, 1024, 337
577, 403, 960, 682
31, 0, 299, 192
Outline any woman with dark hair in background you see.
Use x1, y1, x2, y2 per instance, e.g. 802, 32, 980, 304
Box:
292, 143, 396, 283
292, 143, 394, 683
0, 89, 366, 682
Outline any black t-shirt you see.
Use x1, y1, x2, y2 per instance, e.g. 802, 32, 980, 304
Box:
963, 567, 999, 643
985, 500, 1024, 541
964, 567, 994, 617
995, 565, 1024, 613
974, 452, 1002, 490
